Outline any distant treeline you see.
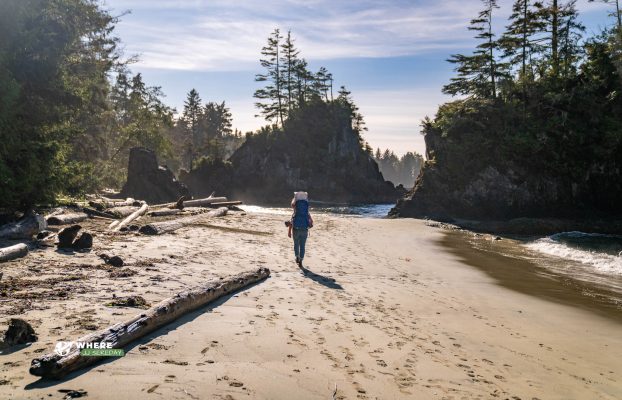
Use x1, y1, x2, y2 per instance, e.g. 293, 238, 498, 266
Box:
373, 149, 423, 188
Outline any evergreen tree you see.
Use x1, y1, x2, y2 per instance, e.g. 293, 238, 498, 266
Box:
280, 30, 300, 113
254, 29, 285, 125
443, 0, 506, 98
500, 1, 546, 82
182, 89, 202, 168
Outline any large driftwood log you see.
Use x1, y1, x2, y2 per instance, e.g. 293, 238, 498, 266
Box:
82, 207, 117, 220
147, 207, 212, 217
109, 202, 148, 232
46, 213, 88, 226
30, 267, 270, 379
0, 214, 46, 240
206, 201, 243, 208
151, 196, 228, 209
139, 207, 228, 235
0, 243, 29, 262
107, 206, 139, 218
88, 197, 136, 211
182, 197, 228, 208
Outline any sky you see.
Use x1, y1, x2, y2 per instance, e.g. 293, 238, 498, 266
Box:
103, 0, 615, 157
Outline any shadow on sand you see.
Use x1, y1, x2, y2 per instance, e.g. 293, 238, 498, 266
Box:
298, 264, 343, 290
24, 279, 267, 390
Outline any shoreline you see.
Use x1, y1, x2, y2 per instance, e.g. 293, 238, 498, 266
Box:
438, 228, 622, 323
0, 212, 620, 399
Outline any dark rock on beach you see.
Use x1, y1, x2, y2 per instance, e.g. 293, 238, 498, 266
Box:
121, 147, 190, 204
57, 225, 82, 248
0, 318, 38, 348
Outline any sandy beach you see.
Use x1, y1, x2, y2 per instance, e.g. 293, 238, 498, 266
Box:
0, 210, 620, 399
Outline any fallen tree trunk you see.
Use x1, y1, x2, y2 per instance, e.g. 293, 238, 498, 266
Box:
107, 206, 139, 218
151, 196, 228, 209
30, 267, 270, 379
139, 207, 228, 235
88, 197, 136, 211
147, 207, 211, 217
46, 213, 88, 226
0, 214, 46, 240
109, 202, 148, 232
0, 243, 29, 263
206, 201, 243, 207
82, 207, 117, 220
182, 197, 228, 208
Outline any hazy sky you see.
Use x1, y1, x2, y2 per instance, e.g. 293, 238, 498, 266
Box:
104, 0, 614, 156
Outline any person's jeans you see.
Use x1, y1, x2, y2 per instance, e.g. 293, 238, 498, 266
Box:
293, 228, 308, 260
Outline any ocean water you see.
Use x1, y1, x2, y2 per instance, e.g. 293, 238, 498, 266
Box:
241, 203, 393, 218
525, 232, 622, 276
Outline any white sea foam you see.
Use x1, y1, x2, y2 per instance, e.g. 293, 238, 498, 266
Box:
525, 232, 622, 275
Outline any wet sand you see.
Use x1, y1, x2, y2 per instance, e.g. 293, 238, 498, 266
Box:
0, 212, 620, 399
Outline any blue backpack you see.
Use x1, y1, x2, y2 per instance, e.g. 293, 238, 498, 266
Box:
292, 200, 310, 229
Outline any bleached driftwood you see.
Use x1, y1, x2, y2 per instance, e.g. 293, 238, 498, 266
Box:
0, 214, 46, 240
0, 243, 29, 262
151, 196, 228, 209
89, 197, 136, 210
206, 201, 243, 208
139, 207, 228, 235
29, 267, 270, 379
109, 202, 148, 232
46, 212, 88, 226
147, 207, 212, 217
107, 206, 139, 218
82, 207, 117, 220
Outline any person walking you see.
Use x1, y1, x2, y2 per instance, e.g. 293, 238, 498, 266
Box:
288, 191, 313, 267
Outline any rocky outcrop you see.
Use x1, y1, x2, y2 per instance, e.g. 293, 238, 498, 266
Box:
120, 147, 190, 204
391, 123, 622, 223
181, 106, 398, 205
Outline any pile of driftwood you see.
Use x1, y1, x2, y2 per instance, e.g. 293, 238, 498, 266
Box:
0, 194, 242, 264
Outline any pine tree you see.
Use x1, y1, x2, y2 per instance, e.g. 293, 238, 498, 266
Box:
443, 0, 506, 98
280, 30, 300, 113
254, 29, 285, 125
500, 1, 546, 82
541, 1, 584, 80
182, 89, 202, 169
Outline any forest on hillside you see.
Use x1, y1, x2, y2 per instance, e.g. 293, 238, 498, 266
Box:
0, 1, 383, 211
373, 149, 424, 188
0, 0, 243, 210
395, 0, 622, 219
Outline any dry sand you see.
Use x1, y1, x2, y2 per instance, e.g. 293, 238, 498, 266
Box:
0, 210, 620, 399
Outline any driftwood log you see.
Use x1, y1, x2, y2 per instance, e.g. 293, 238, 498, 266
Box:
109, 202, 148, 232
107, 206, 139, 218
151, 196, 228, 209
147, 207, 212, 217
29, 267, 270, 379
206, 201, 243, 208
82, 207, 117, 220
0, 243, 29, 262
46, 212, 88, 226
139, 207, 228, 235
0, 214, 46, 240
89, 197, 136, 211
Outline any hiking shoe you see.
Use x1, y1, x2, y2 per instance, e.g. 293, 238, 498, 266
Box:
295, 257, 300, 264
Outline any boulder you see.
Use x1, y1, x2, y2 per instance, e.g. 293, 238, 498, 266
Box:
0, 318, 38, 348
120, 147, 190, 204
57, 225, 82, 249
72, 232, 93, 250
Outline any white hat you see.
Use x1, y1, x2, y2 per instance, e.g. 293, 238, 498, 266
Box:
294, 191, 308, 201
